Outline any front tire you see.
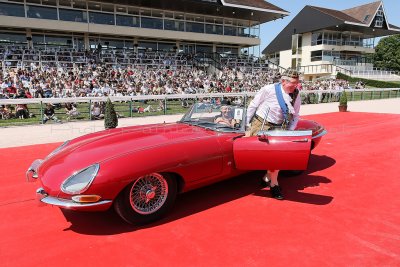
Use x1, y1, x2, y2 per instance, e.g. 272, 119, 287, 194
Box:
114, 173, 177, 225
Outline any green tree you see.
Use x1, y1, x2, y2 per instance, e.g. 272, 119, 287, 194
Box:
374, 35, 400, 71
104, 98, 118, 129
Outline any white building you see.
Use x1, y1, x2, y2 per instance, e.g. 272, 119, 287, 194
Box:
263, 1, 400, 81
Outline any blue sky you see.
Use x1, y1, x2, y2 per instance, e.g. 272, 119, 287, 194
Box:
256, 0, 400, 55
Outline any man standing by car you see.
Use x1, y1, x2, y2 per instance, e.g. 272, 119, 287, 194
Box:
246, 69, 301, 200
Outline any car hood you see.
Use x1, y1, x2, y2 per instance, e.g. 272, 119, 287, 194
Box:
38, 123, 215, 191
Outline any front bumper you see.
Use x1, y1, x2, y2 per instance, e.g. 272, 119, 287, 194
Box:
36, 187, 112, 211
26, 159, 43, 182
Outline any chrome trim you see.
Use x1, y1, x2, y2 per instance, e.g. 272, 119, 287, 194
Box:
312, 130, 328, 139
45, 141, 69, 160
36, 187, 112, 209
60, 163, 100, 195
257, 130, 313, 137
26, 159, 43, 182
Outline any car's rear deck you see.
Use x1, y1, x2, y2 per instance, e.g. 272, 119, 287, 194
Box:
1, 111, 400, 266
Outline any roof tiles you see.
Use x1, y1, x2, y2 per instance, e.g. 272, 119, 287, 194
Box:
223, 0, 288, 13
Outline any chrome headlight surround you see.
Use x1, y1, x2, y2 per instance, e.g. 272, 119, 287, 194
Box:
46, 141, 70, 160
61, 163, 100, 195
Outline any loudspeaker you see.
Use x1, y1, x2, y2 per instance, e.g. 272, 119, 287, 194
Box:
67, 40, 72, 44
105, 41, 109, 45
26, 36, 32, 41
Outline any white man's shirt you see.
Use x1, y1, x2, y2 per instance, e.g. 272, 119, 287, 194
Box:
246, 83, 301, 130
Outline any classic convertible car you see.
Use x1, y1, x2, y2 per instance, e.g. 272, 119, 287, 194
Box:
27, 103, 326, 225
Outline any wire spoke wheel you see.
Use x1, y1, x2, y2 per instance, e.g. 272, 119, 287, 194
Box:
129, 173, 169, 215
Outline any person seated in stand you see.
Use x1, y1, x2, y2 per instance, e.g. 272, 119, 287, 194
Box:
214, 105, 237, 128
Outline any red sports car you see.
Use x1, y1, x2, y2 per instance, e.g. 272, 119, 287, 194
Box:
27, 103, 326, 225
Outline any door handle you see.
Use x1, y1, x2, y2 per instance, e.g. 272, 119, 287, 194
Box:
292, 138, 309, 143
258, 134, 269, 143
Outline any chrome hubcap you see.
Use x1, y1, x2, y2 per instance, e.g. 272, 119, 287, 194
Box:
130, 173, 168, 215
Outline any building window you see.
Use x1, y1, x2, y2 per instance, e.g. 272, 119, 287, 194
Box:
224, 26, 237, 36
205, 24, 223, 35
311, 32, 323, 46
89, 11, 115, 25
59, 9, 87, 23
116, 15, 139, 27
27, 5, 58, 20
158, 42, 175, 51
311, 50, 322, 62
196, 45, 213, 53
0, 2, 25, 17
138, 41, 157, 51
141, 17, 163, 29
0, 32, 27, 44
186, 22, 204, 33
164, 20, 184, 31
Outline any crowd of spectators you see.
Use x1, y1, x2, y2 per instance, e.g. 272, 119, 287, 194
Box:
0, 45, 364, 121
302, 79, 352, 103
0, 46, 282, 100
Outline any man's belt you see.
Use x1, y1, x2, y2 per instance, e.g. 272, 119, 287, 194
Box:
254, 115, 282, 126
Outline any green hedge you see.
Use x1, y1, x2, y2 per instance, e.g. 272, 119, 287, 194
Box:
337, 72, 400, 88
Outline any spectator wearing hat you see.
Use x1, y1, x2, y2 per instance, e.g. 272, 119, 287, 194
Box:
245, 68, 301, 200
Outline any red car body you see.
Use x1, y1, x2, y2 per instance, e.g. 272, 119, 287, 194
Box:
27, 107, 326, 224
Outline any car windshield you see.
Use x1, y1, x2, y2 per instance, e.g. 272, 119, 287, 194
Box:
180, 103, 245, 132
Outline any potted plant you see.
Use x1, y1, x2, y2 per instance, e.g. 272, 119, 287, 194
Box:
104, 98, 118, 129
338, 90, 348, 112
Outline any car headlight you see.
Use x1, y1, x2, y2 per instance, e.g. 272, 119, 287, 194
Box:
46, 141, 69, 160
61, 164, 100, 195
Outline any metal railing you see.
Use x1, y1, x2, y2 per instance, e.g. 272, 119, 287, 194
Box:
1, 88, 399, 125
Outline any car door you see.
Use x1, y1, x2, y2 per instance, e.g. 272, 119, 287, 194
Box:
233, 130, 312, 170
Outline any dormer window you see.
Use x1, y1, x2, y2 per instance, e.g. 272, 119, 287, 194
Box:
374, 6, 384, 27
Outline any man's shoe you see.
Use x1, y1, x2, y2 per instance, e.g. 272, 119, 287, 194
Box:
270, 185, 284, 200
260, 179, 271, 188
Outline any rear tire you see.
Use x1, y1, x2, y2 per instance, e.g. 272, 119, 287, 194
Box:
114, 173, 177, 225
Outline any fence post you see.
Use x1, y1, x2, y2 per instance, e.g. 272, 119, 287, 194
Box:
129, 99, 132, 117
40, 101, 43, 123
388, 90, 391, 98
164, 98, 167, 115
88, 100, 92, 120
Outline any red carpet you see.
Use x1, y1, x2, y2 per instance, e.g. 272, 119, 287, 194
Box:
1, 112, 400, 267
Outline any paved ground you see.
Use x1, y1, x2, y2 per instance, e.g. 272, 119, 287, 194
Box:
1, 98, 399, 148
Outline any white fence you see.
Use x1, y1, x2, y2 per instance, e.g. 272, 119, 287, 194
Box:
1, 88, 399, 105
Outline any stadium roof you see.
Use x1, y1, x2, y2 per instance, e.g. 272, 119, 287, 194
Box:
263, 1, 400, 54
96, 0, 289, 24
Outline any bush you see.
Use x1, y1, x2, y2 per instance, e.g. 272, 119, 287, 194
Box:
337, 72, 399, 88
339, 90, 347, 106
104, 98, 118, 129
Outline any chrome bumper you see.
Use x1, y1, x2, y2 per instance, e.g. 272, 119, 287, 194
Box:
313, 129, 328, 139
26, 159, 43, 182
36, 187, 112, 210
